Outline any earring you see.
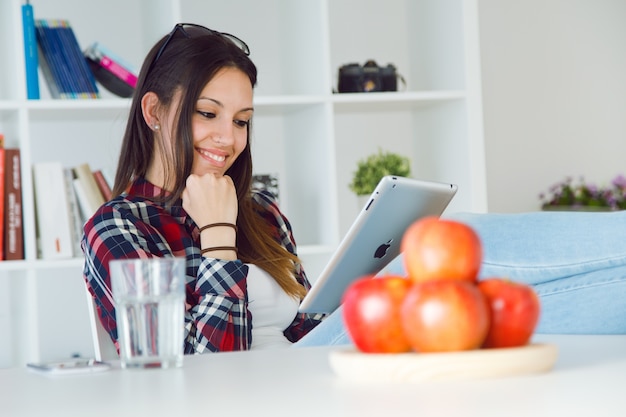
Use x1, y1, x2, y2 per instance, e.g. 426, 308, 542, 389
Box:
153, 124, 160, 131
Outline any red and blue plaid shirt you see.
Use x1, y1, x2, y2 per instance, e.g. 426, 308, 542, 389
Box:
81, 177, 324, 354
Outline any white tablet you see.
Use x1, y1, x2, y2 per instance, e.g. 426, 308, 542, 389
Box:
299, 175, 457, 313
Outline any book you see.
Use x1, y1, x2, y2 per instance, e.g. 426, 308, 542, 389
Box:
35, 19, 77, 98
72, 177, 90, 225
84, 42, 137, 86
35, 19, 99, 99
92, 169, 112, 201
22, 1, 40, 100
101, 169, 115, 193
32, 162, 74, 259
49, 19, 96, 98
64, 168, 84, 256
84, 42, 136, 98
51, 21, 84, 98
99, 55, 137, 87
72, 163, 105, 221
46, 20, 79, 97
34, 20, 67, 98
57, 21, 99, 98
4, 149, 24, 260
88, 43, 137, 79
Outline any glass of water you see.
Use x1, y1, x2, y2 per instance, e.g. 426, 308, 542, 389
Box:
110, 257, 186, 369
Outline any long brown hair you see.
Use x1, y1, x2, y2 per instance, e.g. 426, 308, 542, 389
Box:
113, 25, 307, 299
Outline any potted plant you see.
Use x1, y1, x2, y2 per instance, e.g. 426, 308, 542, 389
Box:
349, 149, 411, 196
539, 175, 626, 211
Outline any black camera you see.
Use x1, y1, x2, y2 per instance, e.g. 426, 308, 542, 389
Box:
337, 60, 398, 93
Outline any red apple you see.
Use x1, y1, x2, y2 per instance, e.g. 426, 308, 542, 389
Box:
478, 278, 541, 348
342, 275, 413, 353
401, 216, 482, 284
401, 280, 490, 353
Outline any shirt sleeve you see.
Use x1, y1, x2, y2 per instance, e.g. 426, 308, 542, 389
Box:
185, 258, 251, 353
81, 200, 253, 354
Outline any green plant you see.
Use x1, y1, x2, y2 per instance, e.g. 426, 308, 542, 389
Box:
349, 149, 411, 196
539, 175, 626, 210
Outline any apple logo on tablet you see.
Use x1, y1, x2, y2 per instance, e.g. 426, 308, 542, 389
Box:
374, 239, 392, 259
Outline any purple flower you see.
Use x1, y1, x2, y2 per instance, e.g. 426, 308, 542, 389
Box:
612, 174, 626, 189
540, 174, 626, 210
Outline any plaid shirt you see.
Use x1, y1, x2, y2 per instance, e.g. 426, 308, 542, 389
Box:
82, 177, 324, 354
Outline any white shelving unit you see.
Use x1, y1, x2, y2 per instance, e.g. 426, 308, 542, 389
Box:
0, 0, 486, 368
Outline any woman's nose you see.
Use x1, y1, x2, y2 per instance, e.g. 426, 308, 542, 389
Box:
214, 120, 235, 144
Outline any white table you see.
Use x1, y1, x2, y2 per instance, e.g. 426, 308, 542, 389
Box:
1, 334, 625, 417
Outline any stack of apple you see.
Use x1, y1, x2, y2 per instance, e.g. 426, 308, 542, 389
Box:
342, 216, 541, 354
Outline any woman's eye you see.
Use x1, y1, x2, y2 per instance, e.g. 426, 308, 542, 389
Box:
234, 119, 250, 128
197, 111, 216, 119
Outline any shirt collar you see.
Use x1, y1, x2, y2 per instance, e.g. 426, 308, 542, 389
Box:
127, 177, 189, 224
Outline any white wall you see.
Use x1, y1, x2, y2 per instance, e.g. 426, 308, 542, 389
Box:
478, 0, 626, 213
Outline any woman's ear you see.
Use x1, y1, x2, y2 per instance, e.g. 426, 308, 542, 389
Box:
141, 92, 161, 131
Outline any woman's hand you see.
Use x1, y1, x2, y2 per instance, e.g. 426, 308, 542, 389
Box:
182, 173, 238, 228
183, 173, 239, 260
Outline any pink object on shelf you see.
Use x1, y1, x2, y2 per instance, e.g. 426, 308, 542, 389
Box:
99, 55, 137, 87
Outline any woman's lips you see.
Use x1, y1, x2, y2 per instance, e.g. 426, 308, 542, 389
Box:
196, 147, 227, 165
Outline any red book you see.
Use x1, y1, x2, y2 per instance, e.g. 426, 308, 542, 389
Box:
92, 169, 112, 201
4, 148, 23, 260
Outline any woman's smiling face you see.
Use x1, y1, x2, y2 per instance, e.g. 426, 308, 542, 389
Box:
190, 67, 254, 177
144, 66, 254, 190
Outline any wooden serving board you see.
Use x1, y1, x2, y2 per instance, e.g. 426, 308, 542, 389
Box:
329, 343, 558, 383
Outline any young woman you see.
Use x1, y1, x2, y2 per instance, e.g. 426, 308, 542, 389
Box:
82, 23, 330, 353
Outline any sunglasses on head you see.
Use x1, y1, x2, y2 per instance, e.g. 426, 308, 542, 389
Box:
153, 23, 250, 66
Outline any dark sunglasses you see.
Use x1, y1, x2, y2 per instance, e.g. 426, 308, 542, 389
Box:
153, 23, 250, 65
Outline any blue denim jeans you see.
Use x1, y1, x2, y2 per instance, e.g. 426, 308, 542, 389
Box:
295, 210, 626, 347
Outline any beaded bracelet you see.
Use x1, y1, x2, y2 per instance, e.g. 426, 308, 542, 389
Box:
201, 246, 238, 254
199, 222, 238, 233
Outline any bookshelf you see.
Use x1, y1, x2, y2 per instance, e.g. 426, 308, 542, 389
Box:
0, 0, 487, 368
